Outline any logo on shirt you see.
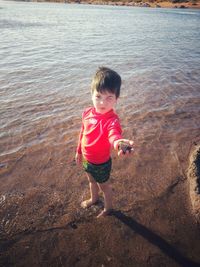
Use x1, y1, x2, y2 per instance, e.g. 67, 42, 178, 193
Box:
89, 118, 98, 125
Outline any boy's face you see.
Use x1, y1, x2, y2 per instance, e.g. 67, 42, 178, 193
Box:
92, 90, 117, 114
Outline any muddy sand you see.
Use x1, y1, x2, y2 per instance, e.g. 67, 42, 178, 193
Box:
0, 106, 200, 267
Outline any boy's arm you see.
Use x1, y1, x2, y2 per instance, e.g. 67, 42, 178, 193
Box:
107, 118, 134, 156
75, 152, 82, 164
108, 118, 123, 145
75, 124, 84, 164
76, 124, 84, 154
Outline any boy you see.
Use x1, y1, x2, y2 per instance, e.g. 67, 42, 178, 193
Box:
75, 67, 134, 218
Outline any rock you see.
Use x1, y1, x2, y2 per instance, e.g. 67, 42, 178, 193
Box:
187, 145, 200, 223
141, 2, 151, 7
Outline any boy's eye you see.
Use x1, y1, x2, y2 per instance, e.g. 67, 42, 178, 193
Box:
107, 96, 114, 101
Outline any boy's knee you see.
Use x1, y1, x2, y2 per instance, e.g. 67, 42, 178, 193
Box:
98, 182, 111, 192
90, 180, 97, 185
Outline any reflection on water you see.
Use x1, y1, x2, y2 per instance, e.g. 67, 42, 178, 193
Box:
0, 1, 199, 159
0, 1, 199, 196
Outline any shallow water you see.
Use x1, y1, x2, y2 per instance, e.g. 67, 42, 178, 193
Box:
0, 1, 200, 160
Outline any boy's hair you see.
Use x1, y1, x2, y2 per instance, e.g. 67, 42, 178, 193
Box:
91, 67, 121, 98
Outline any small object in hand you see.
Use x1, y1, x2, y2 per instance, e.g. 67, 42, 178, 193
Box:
118, 141, 133, 154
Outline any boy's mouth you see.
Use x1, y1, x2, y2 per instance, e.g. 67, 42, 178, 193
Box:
97, 107, 107, 113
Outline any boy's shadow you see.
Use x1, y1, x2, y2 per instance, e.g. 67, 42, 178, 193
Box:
111, 210, 200, 267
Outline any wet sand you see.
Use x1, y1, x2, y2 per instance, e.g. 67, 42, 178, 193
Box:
0, 94, 200, 266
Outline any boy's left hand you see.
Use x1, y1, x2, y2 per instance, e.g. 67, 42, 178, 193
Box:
114, 139, 134, 156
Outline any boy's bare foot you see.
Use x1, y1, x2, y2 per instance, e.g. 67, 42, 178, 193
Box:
81, 199, 97, 209
97, 209, 112, 218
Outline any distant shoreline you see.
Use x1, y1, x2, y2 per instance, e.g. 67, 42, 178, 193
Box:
29, 0, 200, 9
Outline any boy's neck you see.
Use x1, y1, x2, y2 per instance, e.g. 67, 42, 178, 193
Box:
94, 107, 113, 115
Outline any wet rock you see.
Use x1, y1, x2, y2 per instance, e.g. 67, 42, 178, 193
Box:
138, 2, 151, 7
188, 145, 200, 223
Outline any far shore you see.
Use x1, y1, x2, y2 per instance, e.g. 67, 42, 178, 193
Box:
31, 0, 200, 9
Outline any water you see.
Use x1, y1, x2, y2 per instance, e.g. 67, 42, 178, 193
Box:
0, 1, 200, 160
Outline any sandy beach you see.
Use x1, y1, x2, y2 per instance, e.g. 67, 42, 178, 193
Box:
0, 102, 200, 266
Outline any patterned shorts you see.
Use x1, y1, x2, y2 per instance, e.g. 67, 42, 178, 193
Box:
83, 158, 112, 184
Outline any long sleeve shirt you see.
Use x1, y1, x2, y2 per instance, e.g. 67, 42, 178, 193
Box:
76, 107, 122, 164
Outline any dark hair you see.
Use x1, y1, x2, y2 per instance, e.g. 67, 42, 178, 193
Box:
91, 67, 121, 98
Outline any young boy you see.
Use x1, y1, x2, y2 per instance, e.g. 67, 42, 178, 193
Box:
75, 67, 134, 218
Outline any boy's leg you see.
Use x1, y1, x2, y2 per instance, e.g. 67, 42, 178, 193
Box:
97, 181, 112, 218
81, 173, 99, 208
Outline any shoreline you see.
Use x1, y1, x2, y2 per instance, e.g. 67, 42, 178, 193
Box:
31, 0, 200, 9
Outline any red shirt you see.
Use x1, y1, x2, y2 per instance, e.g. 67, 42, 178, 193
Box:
77, 107, 122, 164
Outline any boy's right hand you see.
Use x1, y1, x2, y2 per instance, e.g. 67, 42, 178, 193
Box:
114, 139, 134, 156
75, 152, 82, 165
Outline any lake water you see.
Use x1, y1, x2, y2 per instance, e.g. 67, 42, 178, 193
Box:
0, 0, 200, 172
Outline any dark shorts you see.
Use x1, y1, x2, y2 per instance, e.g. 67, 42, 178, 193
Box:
83, 158, 112, 184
